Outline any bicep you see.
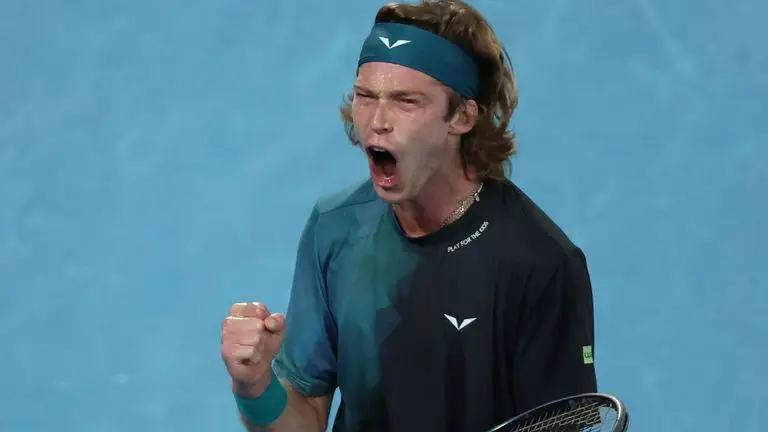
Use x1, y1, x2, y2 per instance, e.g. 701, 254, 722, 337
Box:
511, 248, 598, 412
283, 380, 334, 428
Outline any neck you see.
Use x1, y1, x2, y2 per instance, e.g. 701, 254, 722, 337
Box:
393, 166, 480, 238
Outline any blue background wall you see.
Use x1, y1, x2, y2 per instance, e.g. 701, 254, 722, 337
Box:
1, 0, 765, 430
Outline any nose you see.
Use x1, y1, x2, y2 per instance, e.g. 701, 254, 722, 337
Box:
371, 103, 393, 135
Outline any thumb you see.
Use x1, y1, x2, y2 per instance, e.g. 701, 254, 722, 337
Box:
264, 313, 286, 334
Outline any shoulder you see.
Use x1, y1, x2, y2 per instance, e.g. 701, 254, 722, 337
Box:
314, 178, 382, 216
492, 180, 586, 269
488, 181, 593, 308
305, 178, 388, 253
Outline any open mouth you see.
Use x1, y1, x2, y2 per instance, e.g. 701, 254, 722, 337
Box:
366, 146, 398, 187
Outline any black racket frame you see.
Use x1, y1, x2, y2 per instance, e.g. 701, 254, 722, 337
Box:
486, 392, 630, 432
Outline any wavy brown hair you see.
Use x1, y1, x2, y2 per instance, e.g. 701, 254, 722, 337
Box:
340, 0, 519, 182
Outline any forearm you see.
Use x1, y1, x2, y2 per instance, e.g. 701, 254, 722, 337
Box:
239, 379, 328, 432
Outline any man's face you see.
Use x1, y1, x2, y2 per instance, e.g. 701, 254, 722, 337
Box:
351, 61, 456, 203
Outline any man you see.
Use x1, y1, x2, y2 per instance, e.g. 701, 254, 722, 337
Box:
220, 1, 598, 431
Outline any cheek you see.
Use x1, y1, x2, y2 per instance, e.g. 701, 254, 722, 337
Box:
399, 115, 449, 146
350, 101, 371, 128
399, 128, 450, 170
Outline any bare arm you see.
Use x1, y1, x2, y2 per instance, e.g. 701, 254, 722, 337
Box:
239, 379, 332, 432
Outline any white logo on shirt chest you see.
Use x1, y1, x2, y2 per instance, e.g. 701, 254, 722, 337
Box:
446, 221, 489, 253
443, 314, 477, 331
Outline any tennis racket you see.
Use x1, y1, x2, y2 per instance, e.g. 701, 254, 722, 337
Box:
486, 392, 629, 432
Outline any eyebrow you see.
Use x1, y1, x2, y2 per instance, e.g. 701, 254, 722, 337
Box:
353, 85, 429, 99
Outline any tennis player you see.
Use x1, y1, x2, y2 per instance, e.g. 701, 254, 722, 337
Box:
221, 1, 598, 431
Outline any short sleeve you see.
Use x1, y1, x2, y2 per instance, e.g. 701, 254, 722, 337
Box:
510, 247, 598, 413
272, 205, 338, 397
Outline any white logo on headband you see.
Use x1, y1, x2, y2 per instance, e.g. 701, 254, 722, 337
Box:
379, 37, 411, 49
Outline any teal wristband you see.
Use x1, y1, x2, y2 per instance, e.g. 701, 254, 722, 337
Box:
234, 368, 288, 426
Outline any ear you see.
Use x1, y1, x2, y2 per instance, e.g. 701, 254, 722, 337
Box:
448, 99, 479, 136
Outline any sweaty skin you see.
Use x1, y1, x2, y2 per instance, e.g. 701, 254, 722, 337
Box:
352, 61, 479, 236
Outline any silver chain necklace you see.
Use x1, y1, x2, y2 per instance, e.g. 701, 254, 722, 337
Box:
439, 182, 484, 228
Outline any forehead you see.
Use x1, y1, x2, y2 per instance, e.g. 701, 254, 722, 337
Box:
355, 61, 445, 94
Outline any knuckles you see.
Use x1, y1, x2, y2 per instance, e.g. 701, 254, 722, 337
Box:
222, 316, 265, 333
221, 328, 267, 347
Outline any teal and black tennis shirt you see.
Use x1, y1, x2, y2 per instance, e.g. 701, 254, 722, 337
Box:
272, 178, 598, 431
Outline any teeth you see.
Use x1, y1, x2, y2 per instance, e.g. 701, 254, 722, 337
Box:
370, 147, 387, 153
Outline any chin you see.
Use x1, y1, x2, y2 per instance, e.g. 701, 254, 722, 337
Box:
371, 182, 409, 204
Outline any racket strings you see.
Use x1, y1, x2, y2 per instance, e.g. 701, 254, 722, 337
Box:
508, 401, 611, 432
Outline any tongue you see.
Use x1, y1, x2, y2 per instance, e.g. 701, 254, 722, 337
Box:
381, 160, 397, 177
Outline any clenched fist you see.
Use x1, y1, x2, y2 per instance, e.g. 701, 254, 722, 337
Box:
221, 302, 286, 397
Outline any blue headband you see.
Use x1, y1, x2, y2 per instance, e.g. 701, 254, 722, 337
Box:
357, 22, 480, 99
